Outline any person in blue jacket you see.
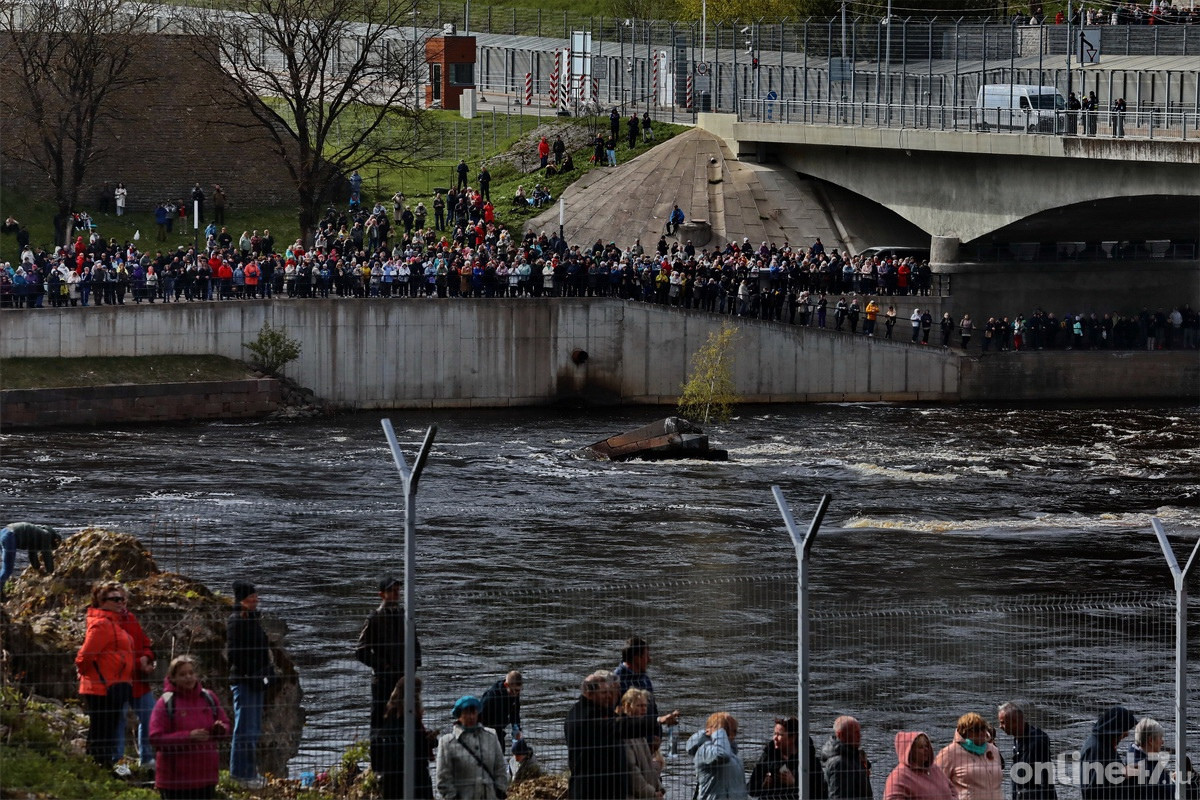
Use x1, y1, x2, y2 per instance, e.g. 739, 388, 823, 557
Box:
689, 711, 749, 799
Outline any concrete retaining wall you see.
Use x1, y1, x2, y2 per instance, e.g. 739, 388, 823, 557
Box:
1, 301, 1194, 408
0, 301, 960, 407
1, 379, 282, 429
959, 351, 1199, 402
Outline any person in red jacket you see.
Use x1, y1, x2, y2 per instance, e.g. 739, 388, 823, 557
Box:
116, 602, 157, 768
76, 580, 136, 766
150, 655, 230, 800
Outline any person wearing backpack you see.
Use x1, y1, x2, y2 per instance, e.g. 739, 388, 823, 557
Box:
150, 655, 230, 799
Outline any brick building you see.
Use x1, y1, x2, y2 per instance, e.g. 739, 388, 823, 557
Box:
0, 34, 297, 215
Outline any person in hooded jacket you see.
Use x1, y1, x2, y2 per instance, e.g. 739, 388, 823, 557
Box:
819, 715, 873, 800
1079, 706, 1138, 800
934, 713, 1003, 800
884, 731, 956, 800
688, 711, 748, 800
76, 580, 136, 766
149, 655, 230, 800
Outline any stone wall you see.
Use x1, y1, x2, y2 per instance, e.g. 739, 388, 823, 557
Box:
1, 379, 283, 429
0, 34, 296, 213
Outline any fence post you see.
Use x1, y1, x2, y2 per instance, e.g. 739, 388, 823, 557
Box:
1150, 517, 1200, 800
380, 420, 437, 800
772, 488, 832, 800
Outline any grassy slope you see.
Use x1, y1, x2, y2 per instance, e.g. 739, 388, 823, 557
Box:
0, 111, 688, 263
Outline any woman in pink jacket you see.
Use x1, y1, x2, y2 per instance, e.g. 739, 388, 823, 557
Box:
884, 731, 957, 800
149, 656, 230, 800
934, 713, 1004, 800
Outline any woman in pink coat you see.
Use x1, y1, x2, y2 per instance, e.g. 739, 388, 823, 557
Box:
149, 656, 230, 800
884, 731, 957, 800
934, 713, 1004, 800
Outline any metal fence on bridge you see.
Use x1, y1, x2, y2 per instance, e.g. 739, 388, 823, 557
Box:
737, 97, 1200, 140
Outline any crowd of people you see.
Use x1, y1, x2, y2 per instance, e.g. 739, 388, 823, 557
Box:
1028, 1, 1200, 26
3, 526, 1197, 800
2, 202, 1197, 357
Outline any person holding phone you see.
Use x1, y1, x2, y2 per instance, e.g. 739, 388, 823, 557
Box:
150, 655, 230, 800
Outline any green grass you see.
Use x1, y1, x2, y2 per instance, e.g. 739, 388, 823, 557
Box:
0, 110, 690, 261
1, 356, 255, 390
0, 196, 300, 266
0, 687, 157, 800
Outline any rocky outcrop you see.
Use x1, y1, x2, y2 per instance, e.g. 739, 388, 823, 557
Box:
0, 528, 304, 777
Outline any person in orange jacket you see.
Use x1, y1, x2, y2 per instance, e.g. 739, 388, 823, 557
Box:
76, 580, 136, 766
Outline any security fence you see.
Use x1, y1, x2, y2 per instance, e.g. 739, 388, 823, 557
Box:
12, 0, 1197, 126
3, 516, 1196, 799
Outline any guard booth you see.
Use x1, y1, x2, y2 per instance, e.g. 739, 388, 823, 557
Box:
425, 26, 477, 111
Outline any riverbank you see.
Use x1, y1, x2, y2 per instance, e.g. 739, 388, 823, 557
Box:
0, 356, 335, 429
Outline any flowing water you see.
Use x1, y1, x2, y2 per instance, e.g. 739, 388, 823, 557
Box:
3, 403, 1199, 793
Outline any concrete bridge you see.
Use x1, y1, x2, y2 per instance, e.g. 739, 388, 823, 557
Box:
700, 112, 1200, 263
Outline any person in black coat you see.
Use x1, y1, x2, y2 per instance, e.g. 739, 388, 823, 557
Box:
565, 670, 627, 800
998, 703, 1057, 800
627, 113, 639, 148
226, 580, 274, 786
479, 670, 523, 753
1079, 706, 1137, 800
356, 577, 421, 730
371, 676, 435, 800
748, 716, 828, 800
818, 716, 873, 800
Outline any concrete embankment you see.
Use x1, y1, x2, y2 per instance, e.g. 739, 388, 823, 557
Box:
1, 378, 282, 429
1, 301, 1195, 412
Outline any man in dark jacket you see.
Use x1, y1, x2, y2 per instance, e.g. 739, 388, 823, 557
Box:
999, 702, 1057, 800
480, 670, 523, 753
749, 716, 828, 800
0, 522, 61, 598
818, 715, 873, 800
1079, 706, 1138, 800
356, 577, 422, 729
565, 670, 627, 800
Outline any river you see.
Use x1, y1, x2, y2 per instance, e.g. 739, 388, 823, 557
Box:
3, 403, 1198, 796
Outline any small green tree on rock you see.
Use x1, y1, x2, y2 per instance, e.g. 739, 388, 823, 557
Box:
244, 323, 301, 376
678, 322, 740, 425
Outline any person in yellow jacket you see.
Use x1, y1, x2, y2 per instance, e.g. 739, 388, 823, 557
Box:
864, 300, 881, 336
75, 580, 136, 766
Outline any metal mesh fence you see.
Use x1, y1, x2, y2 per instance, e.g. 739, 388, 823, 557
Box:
3, 508, 1195, 799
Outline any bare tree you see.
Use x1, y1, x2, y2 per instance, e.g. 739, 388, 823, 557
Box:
184, 0, 428, 244
0, 0, 154, 245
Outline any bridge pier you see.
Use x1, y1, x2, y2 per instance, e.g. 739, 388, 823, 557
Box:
931, 235, 961, 265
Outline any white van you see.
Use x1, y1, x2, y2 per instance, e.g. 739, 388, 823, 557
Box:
976, 85, 1066, 133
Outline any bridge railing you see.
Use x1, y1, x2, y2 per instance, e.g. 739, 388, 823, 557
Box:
738, 98, 1200, 140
